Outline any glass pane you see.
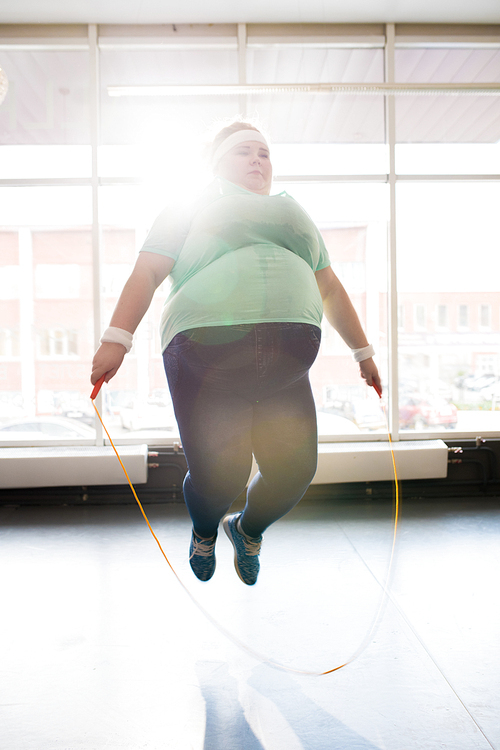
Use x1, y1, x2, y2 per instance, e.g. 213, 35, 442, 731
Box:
395, 47, 500, 172
99, 48, 240, 146
97, 181, 388, 441
99, 139, 388, 186
248, 47, 384, 84
247, 47, 385, 145
0, 187, 96, 443
397, 181, 500, 434
98, 185, 179, 441
272, 143, 388, 176
396, 143, 500, 175
1, 145, 92, 179
98, 142, 213, 200
395, 92, 500, 147
278, 181, 389, 437
0, 49, 90, 155
395, 47, 500, 84
245, 92, 386, 145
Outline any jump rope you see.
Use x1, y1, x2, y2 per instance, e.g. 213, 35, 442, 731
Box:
91, 374, 399, 676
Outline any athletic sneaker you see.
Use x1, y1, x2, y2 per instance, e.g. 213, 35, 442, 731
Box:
189, 531, 217, 581
223, 513, 262, 586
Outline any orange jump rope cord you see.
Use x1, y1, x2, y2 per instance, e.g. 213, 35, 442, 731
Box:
321, 385, 400, 675
91, 377, 399, 676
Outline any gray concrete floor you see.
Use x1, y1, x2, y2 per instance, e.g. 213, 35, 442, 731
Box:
1, 494, 499, 749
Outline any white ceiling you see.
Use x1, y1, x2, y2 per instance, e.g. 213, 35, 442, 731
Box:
1, 0, 500, 25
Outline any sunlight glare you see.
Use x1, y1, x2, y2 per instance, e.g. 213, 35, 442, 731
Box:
134, 121, 213, 211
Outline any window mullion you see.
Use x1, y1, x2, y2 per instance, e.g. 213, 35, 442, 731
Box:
89, 23, 104, 445
385, 22, 400, 440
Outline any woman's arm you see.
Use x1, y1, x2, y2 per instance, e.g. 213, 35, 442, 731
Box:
91, 252, 174, 385
315, 265, 382, 392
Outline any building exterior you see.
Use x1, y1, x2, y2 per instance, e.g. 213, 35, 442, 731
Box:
2, 221, 498, 436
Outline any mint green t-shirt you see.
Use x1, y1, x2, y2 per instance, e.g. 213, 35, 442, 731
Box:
140, 177, 331, 352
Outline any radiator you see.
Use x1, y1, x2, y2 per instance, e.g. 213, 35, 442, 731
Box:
0, 445, 149, 489
312, 439, 448, 483
0, 439, 448, 491
247, 439, 448, 484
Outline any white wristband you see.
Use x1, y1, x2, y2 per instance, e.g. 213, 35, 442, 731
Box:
351, 344, 375, 362
100, 327, 133, 353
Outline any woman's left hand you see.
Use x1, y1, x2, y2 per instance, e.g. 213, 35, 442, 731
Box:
359, 357, 382, 394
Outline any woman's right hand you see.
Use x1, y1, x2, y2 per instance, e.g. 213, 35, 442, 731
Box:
91, 342, 127, 385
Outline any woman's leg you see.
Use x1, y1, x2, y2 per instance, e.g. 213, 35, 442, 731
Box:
180, 391, 254, 539
221, 323, 320, 586
240, 372, 318, 538
237, 322, 321, 539
163, 329, 256, 539
164, 323, 320, 541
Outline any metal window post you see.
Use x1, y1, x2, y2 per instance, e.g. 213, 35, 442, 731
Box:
385, 23, 399, 440
89, 23, 104, 445
237, 23, 248, 116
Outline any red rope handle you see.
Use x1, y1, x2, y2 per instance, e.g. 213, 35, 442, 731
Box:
90, 375, 106, 401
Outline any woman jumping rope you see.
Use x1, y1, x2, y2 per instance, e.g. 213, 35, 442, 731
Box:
91, 120, 381, 586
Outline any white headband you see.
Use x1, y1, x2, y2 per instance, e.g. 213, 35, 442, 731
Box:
212, 130, 269, 169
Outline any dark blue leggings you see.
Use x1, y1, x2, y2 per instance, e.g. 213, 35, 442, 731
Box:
163, 323, 321, 539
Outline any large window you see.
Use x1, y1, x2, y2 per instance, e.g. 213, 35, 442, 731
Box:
397, 181, 500, 433
1, 23, 499, 445
0, 186, 96, 440
394, 32, 500, 434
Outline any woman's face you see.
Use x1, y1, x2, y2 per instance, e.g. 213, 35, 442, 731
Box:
216, 140, 272, 195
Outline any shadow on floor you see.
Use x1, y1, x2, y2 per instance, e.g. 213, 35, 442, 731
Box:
249, 663, 381, 750
197, 661, 265, 750
197, 660, 381, 750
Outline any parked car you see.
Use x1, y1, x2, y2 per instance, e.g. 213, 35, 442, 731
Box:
50, 391, 96, 426
0, 417, 95, 440
478, 379, 500, 402
456, 373, 497, 393
120, 396, 176, 432
0, 392, 24, 421
321, 398, 385, 432
346, 399, 385, 432
399, 396, 457, 430
104, 390, 136, 416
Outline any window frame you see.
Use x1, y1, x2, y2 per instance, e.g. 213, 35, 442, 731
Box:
1, 22, 500, 446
